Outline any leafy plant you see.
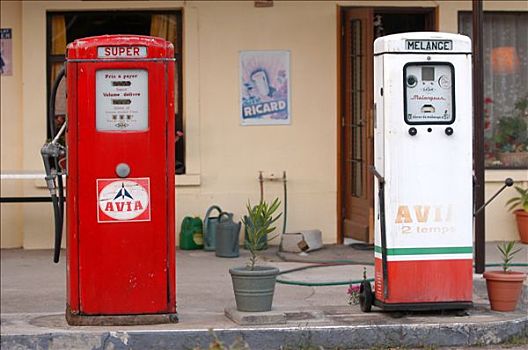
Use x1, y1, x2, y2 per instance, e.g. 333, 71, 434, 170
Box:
497, 241, 522, 272
347, 267, 367, 305
347, 284, 360, 305
494, 95, 528, 153
241, 198, 282, 270
506, 186, 528, 213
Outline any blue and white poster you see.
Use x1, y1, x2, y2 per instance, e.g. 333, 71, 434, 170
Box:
240, 50, 290, 125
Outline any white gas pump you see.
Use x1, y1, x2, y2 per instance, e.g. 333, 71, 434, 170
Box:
366, 32, 474, 311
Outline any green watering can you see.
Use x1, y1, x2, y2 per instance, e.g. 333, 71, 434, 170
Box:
215, 212, 241, 258
203, 205, 222, 251
179, 216, 204, 250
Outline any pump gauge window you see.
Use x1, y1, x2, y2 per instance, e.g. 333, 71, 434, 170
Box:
96, 69, 149, 131
406, 75, 418, 88
438, 75, 451, 89
403, 62, 455, 125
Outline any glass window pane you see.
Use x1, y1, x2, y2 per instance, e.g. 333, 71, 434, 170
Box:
96, 69, 149, 131
352, 161, 363, 197
459, 12, 528, 169
350, 19, 364, 197
50, 62, 66, 136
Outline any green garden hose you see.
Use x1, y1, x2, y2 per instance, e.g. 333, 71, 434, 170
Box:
276, 262, 528, 287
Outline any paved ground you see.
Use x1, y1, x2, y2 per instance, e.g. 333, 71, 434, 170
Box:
1, 242, 527, 349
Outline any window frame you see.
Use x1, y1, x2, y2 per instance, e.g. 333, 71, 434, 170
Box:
45, 10, 184, 171
458, 10, 528, 170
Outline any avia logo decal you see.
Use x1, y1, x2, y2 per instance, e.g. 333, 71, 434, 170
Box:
395, 205, 453, 224
113, 183, 134, 201
394, 205, 455, 235
97, 178, 150, 223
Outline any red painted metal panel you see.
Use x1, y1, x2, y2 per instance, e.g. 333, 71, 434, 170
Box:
166, 60, 176, 312
66, 35, 175, 315
375, 258, 473, 304
66, 61, 80, 312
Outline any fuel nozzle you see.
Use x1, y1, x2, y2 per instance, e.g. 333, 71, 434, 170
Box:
41, 142, 65, 195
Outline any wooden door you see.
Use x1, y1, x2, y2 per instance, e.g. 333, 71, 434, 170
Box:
342, 8, 374, 242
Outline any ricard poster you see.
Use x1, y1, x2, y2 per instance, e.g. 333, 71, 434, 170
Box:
240, 50, 290, 125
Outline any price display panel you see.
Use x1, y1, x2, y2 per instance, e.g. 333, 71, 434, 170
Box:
404, 63, 455, 125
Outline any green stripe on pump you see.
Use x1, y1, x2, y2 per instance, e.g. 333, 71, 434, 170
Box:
374, 246, 473, 255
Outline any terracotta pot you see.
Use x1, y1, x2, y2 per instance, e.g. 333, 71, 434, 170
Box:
514, 210, 528, 244
483, 271, 527, 311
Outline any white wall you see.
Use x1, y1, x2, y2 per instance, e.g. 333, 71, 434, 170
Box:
1, 0, 23, 248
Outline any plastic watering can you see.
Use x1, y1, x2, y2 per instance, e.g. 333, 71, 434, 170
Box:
215, 212, 241, 258
203, 205, 223, 251
179, 216, 204, 250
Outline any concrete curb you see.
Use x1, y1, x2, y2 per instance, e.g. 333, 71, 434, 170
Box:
2, 249, 527, 350
2, 316, 527, 350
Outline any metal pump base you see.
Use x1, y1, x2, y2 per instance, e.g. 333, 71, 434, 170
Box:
66, 306, 178, 326
373, 300, 473, 312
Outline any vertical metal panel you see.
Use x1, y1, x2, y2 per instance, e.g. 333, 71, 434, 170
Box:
472, 0, 485, 274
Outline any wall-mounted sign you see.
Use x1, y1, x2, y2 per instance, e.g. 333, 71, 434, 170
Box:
0, 28, 13, 76
240, 50, 290, 125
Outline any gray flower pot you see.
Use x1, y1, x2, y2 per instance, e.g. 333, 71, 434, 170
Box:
229, 266, 279, 312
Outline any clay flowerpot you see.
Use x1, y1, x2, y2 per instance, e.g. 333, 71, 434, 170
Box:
229, 266, 279, 312
483, 271, 527, 311
514, 210, 528, 244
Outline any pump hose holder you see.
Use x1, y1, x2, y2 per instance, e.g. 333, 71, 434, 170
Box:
369, 166, 388, 299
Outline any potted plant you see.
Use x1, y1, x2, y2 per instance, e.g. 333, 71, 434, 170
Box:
506, 186, 528, 244
483, 241, 527, 312
229, 198, 282, 312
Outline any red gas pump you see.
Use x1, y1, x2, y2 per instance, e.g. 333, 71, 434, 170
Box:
42, 35, 177, 325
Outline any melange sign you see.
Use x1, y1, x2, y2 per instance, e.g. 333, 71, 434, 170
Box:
97, 178, 151, 223
406, 40, 453, 51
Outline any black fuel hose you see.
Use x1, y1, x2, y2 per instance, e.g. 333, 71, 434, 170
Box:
52, 192, 62, 263
48, 66, 66, 263
41, 151, 62, 263
48, 67, 65, 138
54, 154, 64, 234
54, 156, 64, 263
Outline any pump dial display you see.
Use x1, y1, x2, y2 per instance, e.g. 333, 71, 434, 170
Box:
96, 69, 149, 131
404, 63, 455, 124
406, 75, 418, 88
438, 75, 451, 89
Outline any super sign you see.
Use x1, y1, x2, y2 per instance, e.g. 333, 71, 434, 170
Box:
97, 46, 147, 58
